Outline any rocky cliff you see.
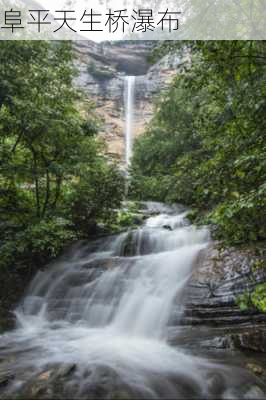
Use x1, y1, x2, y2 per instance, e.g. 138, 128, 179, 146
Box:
74, 41, 184, 164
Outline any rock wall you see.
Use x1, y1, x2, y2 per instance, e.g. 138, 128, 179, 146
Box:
173, 241, 266, 354
74, 41, 185, 164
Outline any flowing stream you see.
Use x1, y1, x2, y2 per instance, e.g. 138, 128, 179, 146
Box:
124, 76, 136, 167
0, 203, 265, 399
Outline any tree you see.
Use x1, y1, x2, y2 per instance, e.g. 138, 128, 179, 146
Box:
0, 41, 125, 271
131, 40, 266, 243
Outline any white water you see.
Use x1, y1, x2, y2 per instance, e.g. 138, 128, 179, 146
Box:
0, 203, 264, 398
124, 76, 136, 167
16, 204, 208, 338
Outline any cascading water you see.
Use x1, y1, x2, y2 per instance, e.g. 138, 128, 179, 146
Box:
124, 76, 136, 168
0, 203, 265, 399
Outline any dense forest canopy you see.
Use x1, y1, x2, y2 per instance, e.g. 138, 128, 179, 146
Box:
0, 41, 124, 273
130, 41, 266, 245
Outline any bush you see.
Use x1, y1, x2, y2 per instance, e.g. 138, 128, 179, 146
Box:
209, 187, 266, 244
0, 218, 76, 270
70, 164, 125, 236
251, 283, 266, 313
236, 284, 266, 313
236, 292, 252, 312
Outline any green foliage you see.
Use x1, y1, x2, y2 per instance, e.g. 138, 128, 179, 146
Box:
125, 201, 139, 214
0, 218, 76, 270
0, 41, 125, 273
236, 292, 252, 312
116, 210, 136, 228
130, 170, 176, 203
185, 209, 199, 224
70, 164, 125, 236
252, 260, 266, 273
236, 284, 266, 314
208, 186, 266, 244
109, 201, 142, 231
251, 283, 266, 313
131, 41, 266, 245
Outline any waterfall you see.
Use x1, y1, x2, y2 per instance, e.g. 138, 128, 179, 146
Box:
0, 203, 263, 399
124, 76, 136, 167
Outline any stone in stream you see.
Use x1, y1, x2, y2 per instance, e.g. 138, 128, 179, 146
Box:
163, 225, 173, 231
18, 364, 136, 400
85, 366, 136, 400
206, 371, 226, 397
55, 363, 77, 378
14, 364, 78, 399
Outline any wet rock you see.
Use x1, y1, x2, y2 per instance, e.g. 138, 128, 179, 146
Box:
55, 363, 77, 378
16, 364, 134, 400
223, 385, 266, 400
85, 366, 135, 400
200, 336, 234, 350
243, 386, 266, 399
0, 370, 14, 388
38, 370, 53, 381
206, 371, 226, 396
16, 364, 77, 399
231, 330, 266, 353
163, 225, 173, 231
246, 363, 264, 376
81, 258, 122, 270
181, 242, 266, 330
210, 249, 219, 260
171, 373, 204, 399
31, 383, 53, 398
131, 214, 145, 226
117, 231, 139, 257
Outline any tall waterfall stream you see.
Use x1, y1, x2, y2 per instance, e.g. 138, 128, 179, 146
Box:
0, 203, 265, 399
124, 76, 135, 167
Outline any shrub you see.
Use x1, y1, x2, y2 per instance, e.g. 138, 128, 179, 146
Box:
251, 283, 266, 313
209, 187, 266, 244
0, 218, 76, 270
70, 164, 125, 236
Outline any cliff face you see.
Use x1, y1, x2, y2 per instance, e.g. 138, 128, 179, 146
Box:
74, 41, 184, 163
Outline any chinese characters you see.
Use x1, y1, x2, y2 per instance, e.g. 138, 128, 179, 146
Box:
1, 8, 181, 34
